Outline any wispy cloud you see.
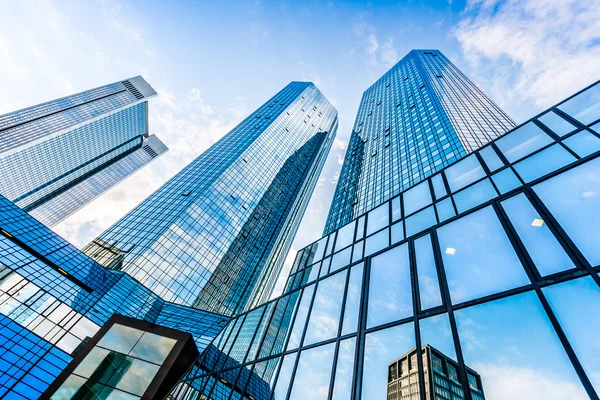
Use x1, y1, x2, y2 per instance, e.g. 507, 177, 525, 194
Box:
353, 19, 398, 68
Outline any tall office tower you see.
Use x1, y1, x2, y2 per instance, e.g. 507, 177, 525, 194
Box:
83, 82, 338, 316
324, 49, 516, 233
172, 81, 600, 400
0, 76, 167, 227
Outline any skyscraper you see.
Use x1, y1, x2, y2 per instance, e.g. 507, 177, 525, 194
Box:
83, 81, 338, 316
0, 76, 167, 227
324, 49, 516, 233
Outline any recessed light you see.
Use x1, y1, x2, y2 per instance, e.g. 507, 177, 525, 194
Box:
531, 218, 544, 227
445, 248, 456, 255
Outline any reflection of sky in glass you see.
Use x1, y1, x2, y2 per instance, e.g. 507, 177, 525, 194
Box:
272, 353, 297, 399
364, 228, 389, 257
304, 270, 346, 345
543, 277, 600, 392
115, 357, 161, 396
289, 342, 335, 400
563, 130, 600, 158
403, 180, 432, 215
455, 291, 587, 400
534, 157, 600, 265
437, 206, 529, 304
341, 263, 363, 335
362, 322, 414, 400
329, 247, 351, 273
513, 144, 575, 183
444, 154, 486, 192
558, 82, 600, 125
495, 122, 553, 163
414, 234, 442, 310
286, 285, 314, 350
332, 337, 356, 400
73, 347, 110, 378
130, 332, 177, 364
537, 110, 577, 137
367, 244, 412, 328
335, 220, 355, 252
436, 198, 455, 222
479, 145, 504, 172
453, 178, 497, 213
420, 313, 456, 360
97, 325, 144, 354
405, 206, 436, 236
367, 203, 389, 235
431, 173, 447, 199
491, 167, 521, 194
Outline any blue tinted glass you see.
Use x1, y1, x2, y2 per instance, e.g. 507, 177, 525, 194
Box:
537, 110, 577, 136
287, 285, 315, 350
592, 122, 600, 134
342, 263, 363, 335
491, 168, 521, 194
320, 257, 331, 277
312, 237, 328, 264
405, 206, 437, 237
97, 324, 143, 354
273, 353, 297, 399
501, 194, 574, 276
330, 247, 352, 273
444, 154, 486, 192
415, 234, 442, 309
367, 244, 412, 328
352, 240, 363, 263
364, 228, 389, 257
289, 342, 335, 400
326, 232, 336, 256
453, 179, 497, 214
307, 262, 321, 283
495, 122, 553, 163
367, 203, 389, 235
558, 82, 600, 124
335, 221, 355, 252
304, 271, 346, 345
115, 358, 160, 396
514, 144, 576, 183
331, 337, 356, 399
435, 198, 456, 222
534, 157, 600, 265
563, 130, 600, 157
130, 332, 176, 364
437, 206, 529, 304
420, 313, 456, 360
431, 174, 447, 199
403, 180, 432, 216
479, 145, 504, 172
356, 216, 365, 240
391, 197, 401, 222
543, 277, 600, 391
391, 221, 404, 244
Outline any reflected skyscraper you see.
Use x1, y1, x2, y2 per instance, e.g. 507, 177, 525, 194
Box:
0, 76, 167, 227
324, 49, 515, 233
83, 82, 338, 315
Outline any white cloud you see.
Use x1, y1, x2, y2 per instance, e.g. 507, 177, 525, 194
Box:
353, 20, 398, 68
454, 0, 600, 112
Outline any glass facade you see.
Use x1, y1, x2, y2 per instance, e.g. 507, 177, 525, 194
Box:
324, 49, 516, 234
0, 76, 166, 227
172, 80, 600, 400
83, 82, 339, 316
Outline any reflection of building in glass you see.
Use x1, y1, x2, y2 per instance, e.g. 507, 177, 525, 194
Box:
0, 76, 166, 227
324, 49, 516, 234
387, 345, 485, 400
83, 82, 338, 316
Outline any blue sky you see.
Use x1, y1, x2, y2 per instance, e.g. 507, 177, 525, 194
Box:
0, 0, 599, 297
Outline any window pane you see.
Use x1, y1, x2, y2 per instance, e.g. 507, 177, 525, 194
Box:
444, 154, 486, 192
479, 145, 504, 172
272, 353, 297, 400
538, 110, 577, 136
431, 173, 447, 199
543, 277, 600, 391
403, 180, 432, 216
352, 240, 363, 263
356, 215, 365, 240
436, 198, 455, 222
331, 337, 356, 400
115, 358, 160, 396
392, 197, 401, 222
326, 232, 336, 256
558, 82, 600, 124
97, 324, 144, 354
310, 237, 328, 264
362, 323, 415, 400
304, 271, 347, 345
335, 221, 355, 252
367, 203, 389, 235
420, 313, 456, 361
456, 291, 587, 399
437, 206, 529, 304
289, 342, 335, 400
367, 244, 412, 328
73, 347, 110, 378
342, 263, 363, 335
563, 129, 600, 157
453, 179, 497, 214
320, 257, 330, 278
491, 168, 521, 194
364, 228, 389, 257
391, 221, 404, 244
495, 122, 554, 163
287, 285, 315, 350
415, 234, 442, 310
534, 157, 600, 265
513, 144, 576, 183
405, 206, 437, 237
130, 332, 177, 364
330, 247, 351, 273
501, 194, 575, 276
307, 262, 321, 283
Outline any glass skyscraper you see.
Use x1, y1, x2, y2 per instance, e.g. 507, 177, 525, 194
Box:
0, 76, 167, 227
324, 49, 516, 233
170, 79, 600, 399
83, 81, 338, 316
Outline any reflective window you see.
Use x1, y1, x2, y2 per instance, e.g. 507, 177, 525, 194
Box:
272, 353, 297, 400
364, 228, 389, 257
304, 271, 347, 345
405, 206, 437, 237
534, 157, 600, 265
326, 232, 336, 256
514, 144, 576, 183
287, 285, 315, 350
456, 291, 587, 399
537, 110, 577, 136
543, 277, 600, 391
331, 338, 356, 400
392, 197, 401, 221
307, 262, 321, 283
367, 203, 389, 235
415, 234, 442, 310
437, 206, 529, 304
367, 244, 412, 328
501, 194, 575, 276
491, 167, 521, 194
592, 121, 600, 134
356, 215, 365, 240
97, 325, 143, 354
431, 173, 447, 199
496, 122, 553, 163
320, 257, 331, 278
130, 332, 176, 364
73, 347, 110, 378
362, 323, 415, 400
330, 247, 352, 273
311, 237, 327, 264
289, 342, 335, 400
335, 221, 355, 252
391, 221, 404, 244
563, 129, 600, 157
115, 358, 160, 396
436, 198, 455, 222
403, 180, 432, 216
479, 145, 504, 172
352, 240, 363, 263
558, 82, 600, 124
453, 178, 497, 214
420, 313, 456, 360
444, 154, 486, 192
342, 263, 363, 335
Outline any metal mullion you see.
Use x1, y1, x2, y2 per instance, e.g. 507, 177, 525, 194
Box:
408, 237, 427, 400
354, 256, 370, 400
551, 106, 587, 129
